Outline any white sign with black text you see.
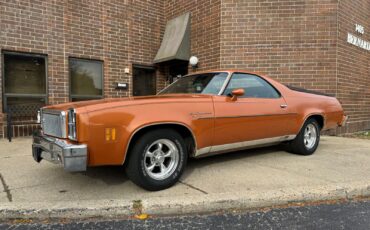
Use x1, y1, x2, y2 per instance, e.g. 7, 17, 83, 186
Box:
347, 24, 370, 51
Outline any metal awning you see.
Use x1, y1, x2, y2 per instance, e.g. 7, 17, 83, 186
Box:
153, 12, 191, 63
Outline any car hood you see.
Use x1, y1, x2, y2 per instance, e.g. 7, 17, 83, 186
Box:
43, 94, 213, 113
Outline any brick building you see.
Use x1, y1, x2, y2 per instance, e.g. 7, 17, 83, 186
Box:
0, 0, 369, 138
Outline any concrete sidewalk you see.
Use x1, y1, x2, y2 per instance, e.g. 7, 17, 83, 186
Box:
0, 136, 369, 219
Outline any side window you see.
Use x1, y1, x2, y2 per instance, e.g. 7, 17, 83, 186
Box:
201, 73, 228, 95
223, 73, 280, 98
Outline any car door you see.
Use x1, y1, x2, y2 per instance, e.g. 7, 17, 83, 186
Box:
212, 73, 295, 149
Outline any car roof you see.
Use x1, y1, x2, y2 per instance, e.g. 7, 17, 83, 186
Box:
186, 69, 266, 77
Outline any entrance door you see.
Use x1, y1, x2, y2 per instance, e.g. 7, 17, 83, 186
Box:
168, 60, 188, 83
133, 66, 156, 96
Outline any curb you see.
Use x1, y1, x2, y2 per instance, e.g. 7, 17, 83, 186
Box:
1, 181, 369, 220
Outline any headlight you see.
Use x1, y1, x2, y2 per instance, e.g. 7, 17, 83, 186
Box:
68, 108, 77, 140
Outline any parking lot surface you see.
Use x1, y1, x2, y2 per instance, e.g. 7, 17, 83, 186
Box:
0, 136, 369, 219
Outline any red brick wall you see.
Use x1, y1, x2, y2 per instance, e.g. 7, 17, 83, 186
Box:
127, 0, 165, 94
0, 0, 165, 138
0, 0, 369, 138
220, 0, 338, 94
336, 0, 370, 133
63, 0, 130, 99
220, 0, 370, 134
164, 0, 221, 71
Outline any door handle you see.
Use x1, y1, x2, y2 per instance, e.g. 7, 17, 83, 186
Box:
280, 104, 288, 108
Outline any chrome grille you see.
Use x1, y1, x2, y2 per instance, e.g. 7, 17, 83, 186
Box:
41, 110, 67, 138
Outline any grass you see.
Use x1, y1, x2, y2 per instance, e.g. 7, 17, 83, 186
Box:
348, 131, 370, 139
343, 130, 370, 140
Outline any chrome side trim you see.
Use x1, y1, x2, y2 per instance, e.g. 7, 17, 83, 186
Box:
195, 146, 212, 156
157, 71, 230, 95
194, 135, 296, 158
197, 113, 298, 120
217, 72, 232, 95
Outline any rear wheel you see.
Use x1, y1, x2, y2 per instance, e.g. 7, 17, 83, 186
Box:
288, 118, 320, 155
125, 129, 187, 191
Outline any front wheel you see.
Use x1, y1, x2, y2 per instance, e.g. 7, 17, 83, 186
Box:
288, 118, 320, 155
125, 129, 187, 191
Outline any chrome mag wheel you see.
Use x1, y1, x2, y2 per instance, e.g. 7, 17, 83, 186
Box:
304, 123, 317, 149
144, 139, 179, 180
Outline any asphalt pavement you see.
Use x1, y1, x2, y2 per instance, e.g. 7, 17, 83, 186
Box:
0, 199, 369, 229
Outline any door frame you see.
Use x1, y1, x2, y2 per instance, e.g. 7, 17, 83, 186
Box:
211, 72, 293, 147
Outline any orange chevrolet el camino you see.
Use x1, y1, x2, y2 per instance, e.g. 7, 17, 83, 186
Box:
32, 70, 346, 190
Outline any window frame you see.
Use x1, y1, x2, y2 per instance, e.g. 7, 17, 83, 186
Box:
158, 72, 230, 95
221, 72, 281, 99
1, 50, 48, 112
69, 57, 104, 102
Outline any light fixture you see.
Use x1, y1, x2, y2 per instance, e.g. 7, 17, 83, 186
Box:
189, 56, 199, 69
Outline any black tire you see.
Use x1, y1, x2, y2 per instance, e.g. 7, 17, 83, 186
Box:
288, 118, 320, 155
125, 129, 187, 191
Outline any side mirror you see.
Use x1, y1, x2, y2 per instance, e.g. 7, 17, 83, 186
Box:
230, 88, 244, 101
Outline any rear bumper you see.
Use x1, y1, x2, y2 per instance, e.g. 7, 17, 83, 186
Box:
339, 115, 349, 127
32, 130, 87, 172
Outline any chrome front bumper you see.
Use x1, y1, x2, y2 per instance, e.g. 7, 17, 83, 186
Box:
32, 130, 87, 172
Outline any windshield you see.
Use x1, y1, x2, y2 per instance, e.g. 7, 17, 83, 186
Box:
159, 72, 228, 95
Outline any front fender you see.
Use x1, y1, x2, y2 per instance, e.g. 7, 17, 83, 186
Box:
85, 100, 214, 166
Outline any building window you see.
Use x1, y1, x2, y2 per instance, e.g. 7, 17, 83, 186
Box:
2, 52, 47, 112
69, 58, 103, 101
